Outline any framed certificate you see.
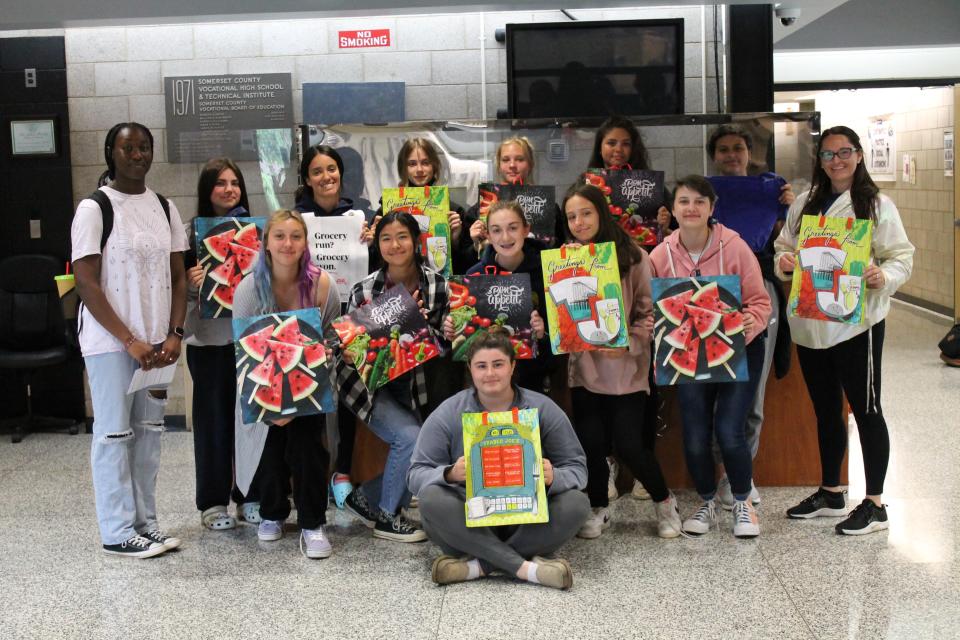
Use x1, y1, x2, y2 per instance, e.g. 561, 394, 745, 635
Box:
9, 118, 58, 156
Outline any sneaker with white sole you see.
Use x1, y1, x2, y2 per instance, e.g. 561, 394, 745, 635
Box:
732, 500, 760, 538
577, 507, 611, 539
682, 500, 717, 535
655, 492, 682, 539
236, 502, 262, 524
631, 479, 651, 500
344, 489, 378, 528
300, 526, 333, 558
835, 499, 889, 536
717, 475, 761, 510
201, 506, 236, 531
607, 458, 619, 501
373, 510, 427, 543
140, 528, 181, 551
257, 519, 284, 541
102, 534, 166, 559
786, 488, 847, 519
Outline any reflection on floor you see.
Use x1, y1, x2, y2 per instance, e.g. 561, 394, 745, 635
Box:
1, 302, 957, 639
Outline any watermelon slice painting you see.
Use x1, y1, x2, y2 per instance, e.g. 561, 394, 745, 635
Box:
651, 275, 748, 385
232, 307, 335, 424
194, 216, 267, 319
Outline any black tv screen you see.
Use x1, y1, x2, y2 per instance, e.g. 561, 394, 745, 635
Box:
506, 19, 684, 118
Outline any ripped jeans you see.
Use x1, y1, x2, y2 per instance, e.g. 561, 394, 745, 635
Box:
85, 351, 168, 545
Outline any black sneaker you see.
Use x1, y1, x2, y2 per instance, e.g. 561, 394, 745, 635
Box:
786, 488, 847, 519
140, 529, 182, 551
102, 534, 166, 559
344, 489, 378, 528
373, 510, 427, 543
836, 499, 889, 535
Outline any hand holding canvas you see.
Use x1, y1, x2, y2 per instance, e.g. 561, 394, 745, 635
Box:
542, 458, 554, 487
187, 262, 205, 289
778, 252, 796, 273
530, 310, 545, 340
448, 211, 462, 243
864, 264, 885, 289
444, 456, 467, 483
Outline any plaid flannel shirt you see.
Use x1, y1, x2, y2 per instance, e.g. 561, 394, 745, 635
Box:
335, 265, 448, 422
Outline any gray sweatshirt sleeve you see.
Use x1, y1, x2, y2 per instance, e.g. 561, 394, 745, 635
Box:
407, 397, 464, 498
538, 397, 587, 495
231, 275, 261, 319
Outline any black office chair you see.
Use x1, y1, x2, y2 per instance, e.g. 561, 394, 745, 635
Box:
0, 254, 83, 443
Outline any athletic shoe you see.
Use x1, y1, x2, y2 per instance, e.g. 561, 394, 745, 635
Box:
717, 475, 761, 510
299, 526, 333, 558
732, 500, 760, 538
236, 502, 262, 524
431, 555, 473, 585
140, 528, 182, 551
654, 492, 682, 539
201, 506, 236, 531
786, 488, 847, 519
373, 510, 427, 543
631, 479, 651, 500
258, 519, 284, 541
329, 473, 353, 509
682, 500, 718, 535
576, 507, 611, 539
344, 489, 378, 528
607, 457, 620, 500
102, 534, 166, 559
835, 499, 889, 536
530, 556, 574, 590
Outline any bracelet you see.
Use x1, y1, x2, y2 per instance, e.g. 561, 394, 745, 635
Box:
123, 335, 136, 350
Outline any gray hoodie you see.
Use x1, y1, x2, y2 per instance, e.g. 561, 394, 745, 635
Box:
407, 387, 587, 499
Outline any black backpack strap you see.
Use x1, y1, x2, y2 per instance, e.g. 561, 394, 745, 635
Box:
86, 190, 114, 253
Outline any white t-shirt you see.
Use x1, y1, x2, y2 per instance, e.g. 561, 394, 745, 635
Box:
71, 186, 189, 357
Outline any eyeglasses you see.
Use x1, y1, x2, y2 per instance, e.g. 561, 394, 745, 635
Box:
818, 147, 857, 161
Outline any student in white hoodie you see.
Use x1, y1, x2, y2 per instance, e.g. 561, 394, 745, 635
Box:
774, 126, 914, 536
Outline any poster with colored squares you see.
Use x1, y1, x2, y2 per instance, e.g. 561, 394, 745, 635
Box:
463, 408, 548, 527
333, 285, 441, 392
477, 183, 558, 246
233, 308, 335, 425
448, 273, 536, 362
194, 217, 266, 318
652, 276, 748, 385
583, 169, 664, 246
788, 215, 872, 324
381, 186, 451, 276
541, 242, 628, 354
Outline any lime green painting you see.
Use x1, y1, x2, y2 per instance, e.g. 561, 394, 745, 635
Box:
381, 186, 451, 276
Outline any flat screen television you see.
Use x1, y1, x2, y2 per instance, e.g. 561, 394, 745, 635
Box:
506, 19, 684, 119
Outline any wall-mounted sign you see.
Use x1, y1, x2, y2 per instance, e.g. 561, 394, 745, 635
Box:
867, 114, 895, 182
10, 118, 57, 156
164, 73, 293, 163
338, 29, 391, 49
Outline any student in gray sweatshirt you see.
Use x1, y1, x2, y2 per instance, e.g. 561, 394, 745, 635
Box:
407, 328, 589, 590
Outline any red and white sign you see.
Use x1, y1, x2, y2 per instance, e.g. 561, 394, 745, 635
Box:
338, 29, 391, 49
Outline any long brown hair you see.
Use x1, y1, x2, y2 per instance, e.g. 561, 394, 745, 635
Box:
197, 157, 250, 217
587, 115, 651, 170
561, 182, 643, 270
397, 137, 443, 186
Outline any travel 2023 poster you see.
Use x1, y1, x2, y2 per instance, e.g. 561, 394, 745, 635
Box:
448, 273, 536, 362
541, 242, 628, 354
477, 183, 558, 246
194, 217, 266, 318
381, 186, 451, 276
463, 407, 549, 528
233, 307, 335, 425
789, 215, 872, 324
652, 276, 748, 385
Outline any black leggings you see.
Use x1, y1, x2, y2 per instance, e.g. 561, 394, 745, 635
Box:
258, 414, 329, 529
571, 387, 669, 507
796, 321, 889, 496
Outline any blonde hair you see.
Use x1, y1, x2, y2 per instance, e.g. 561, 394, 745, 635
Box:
495, 136, 535, 182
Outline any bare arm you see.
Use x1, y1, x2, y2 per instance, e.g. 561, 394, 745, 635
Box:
156, 252, 187, 367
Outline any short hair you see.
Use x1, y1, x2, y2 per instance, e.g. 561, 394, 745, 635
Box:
706, 124, 753, 159
103, 122, 153, 180
673, 174, 718, 206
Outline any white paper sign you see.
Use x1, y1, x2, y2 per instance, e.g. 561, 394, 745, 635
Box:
867, 115, 896, 182
305, 210, 369, 303
126, 364, 176, 395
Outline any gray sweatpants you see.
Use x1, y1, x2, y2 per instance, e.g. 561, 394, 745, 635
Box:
418, 484, 590, 576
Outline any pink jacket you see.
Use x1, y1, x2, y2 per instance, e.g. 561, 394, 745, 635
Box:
649, 223, 770, 344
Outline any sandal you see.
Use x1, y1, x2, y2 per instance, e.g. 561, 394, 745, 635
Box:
330, 474, 353, 509
201, 506, 236, 530
236, 502, 261, 524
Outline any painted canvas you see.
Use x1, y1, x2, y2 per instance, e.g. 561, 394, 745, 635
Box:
477, 183, 558, 246
381, 186, 451, 275
652, 276, 748, 385
448, 273, 535, 361
789, 215, 872, 324
233, 307, 335, 425
194, 217, 266, 318
583, 169, 664, 246
541, 242, 628, 354
463, 408, 549, 527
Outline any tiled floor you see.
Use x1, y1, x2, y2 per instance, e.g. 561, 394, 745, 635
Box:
2, 302, 957, 639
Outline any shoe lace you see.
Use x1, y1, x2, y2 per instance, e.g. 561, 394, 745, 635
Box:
305, 527, 327, 543
679, 502, 715, 539
846, 500, 874, 521
127, 535, 153, 549
733, 502, 754, 525
392, 515, 415, 533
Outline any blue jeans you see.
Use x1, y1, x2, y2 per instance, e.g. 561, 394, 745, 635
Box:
85, 351, 168, 545
678, 336, 765, 502
361, 386, 422, 515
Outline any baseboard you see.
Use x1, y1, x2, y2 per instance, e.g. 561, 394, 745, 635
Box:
891, 294, 954, 324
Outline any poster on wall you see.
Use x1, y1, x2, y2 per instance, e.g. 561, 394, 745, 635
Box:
867, 115, 896, 182
945, 130, 954, 178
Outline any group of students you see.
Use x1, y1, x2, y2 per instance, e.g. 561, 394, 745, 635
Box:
70, 116, 913, 590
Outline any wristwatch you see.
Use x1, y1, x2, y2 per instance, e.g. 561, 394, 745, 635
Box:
170, 326, 185, 339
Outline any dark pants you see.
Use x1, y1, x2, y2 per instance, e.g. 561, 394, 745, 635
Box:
258, 414, 329, 529
422, 351, 466, 419
335, 401, 355, 476
571, 387, 670, 507
796, 321, 889, 495
186, 344, 258, 511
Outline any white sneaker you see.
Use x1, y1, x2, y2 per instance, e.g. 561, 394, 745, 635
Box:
631, 479, 651, 500
300, 526, 333, 558
577, 507, 611, 539
717, 476, 761, 511
607, 458, 619, 501
732, 500, 760, 538
257, 519, 284, 541
654, 491, 682, 539
682, 500, 717, 535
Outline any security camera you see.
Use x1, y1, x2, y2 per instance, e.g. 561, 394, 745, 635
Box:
775, 7, 802, 26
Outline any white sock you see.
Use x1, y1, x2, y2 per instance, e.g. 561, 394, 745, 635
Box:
465, 558, 482, 580
526, 562, 540, 584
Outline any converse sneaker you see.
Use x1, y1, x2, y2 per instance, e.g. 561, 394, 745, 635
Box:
344, 489, 378, 528
530, 556, 574, 590
257, 519, 284, 541
836, 499, 889, 536
655, 492, 682, 539
373, 510, 427, 543
236, 501, 262, 524
300, 526, 333, 558
732, 500, 760, 538
576, 507, 611, 539
140, 528, 182, 551
631, 479, 651, 500
607, 458, 620, 501
787, 488, 847, 519
717, 475, 761, 510
682, 500, 718, 535
201, 506, 236, 531
102, 534, 166, 559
